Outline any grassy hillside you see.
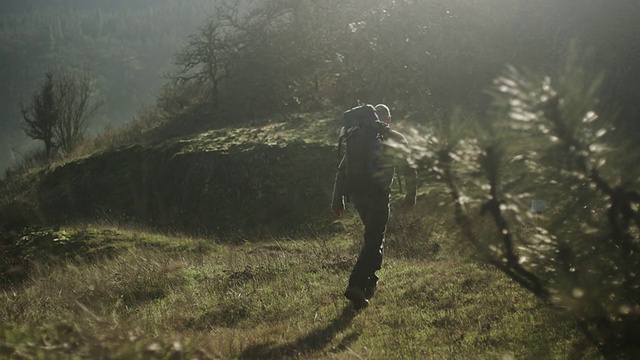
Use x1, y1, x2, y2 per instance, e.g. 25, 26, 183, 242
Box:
0, 224, 594, 359
0, 113, 600, 358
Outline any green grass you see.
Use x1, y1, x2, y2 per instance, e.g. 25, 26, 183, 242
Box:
0, 217, 599, 359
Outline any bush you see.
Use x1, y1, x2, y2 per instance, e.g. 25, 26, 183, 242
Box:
409, 55, 640, 359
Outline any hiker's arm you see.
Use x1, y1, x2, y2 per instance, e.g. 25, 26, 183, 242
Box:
389, 130, 417, 207
401, 162, 418, 207
331, 155, 347, 216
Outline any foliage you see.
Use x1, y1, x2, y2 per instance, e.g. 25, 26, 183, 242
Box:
155, 0, 640, 140
5, 0, 640, 178
409, 57, 640, 358
0, 0, 214, 176
0, 0, 212, 122
3, 147, 52, 180
166, 0, 328, 122
172, 17, 234, 110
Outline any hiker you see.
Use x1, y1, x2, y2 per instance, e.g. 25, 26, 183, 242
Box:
331, 103, 418, 309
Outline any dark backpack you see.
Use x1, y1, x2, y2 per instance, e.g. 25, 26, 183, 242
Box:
338, 105, 390, 197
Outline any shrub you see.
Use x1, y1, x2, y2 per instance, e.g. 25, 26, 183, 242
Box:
410, 54, 640, 359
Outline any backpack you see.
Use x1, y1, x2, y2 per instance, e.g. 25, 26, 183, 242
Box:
338, 104, 390, 197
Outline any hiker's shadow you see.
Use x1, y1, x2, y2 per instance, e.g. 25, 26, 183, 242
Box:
239, 305, 361, 359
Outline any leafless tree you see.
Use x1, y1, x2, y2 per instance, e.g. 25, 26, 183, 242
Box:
173, 18, 236, 109
21, 70, 102, 157
54, 72, 103, 154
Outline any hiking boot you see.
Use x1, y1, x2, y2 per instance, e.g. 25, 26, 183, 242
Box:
364, 276, 378, 299
364, 282, 377, 300
344, 287, 369, 309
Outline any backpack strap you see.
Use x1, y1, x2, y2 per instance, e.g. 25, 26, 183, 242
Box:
337, 126, 361, 159
337, 132, 345, 160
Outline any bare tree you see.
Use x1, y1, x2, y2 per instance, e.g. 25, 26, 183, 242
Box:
21, 71, 59, 158
54, 72, 102, 154
21, 70, 102, 157
173, 18, 235, 109
170, 0, 299, 114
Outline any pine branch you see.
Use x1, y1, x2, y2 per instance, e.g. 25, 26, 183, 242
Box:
438, 145, 550, 301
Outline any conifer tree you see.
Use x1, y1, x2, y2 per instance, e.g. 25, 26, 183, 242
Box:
409, 55, 640, 358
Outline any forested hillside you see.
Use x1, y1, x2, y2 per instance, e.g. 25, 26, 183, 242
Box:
0, 0, 214, 175
2, 0, 639, 179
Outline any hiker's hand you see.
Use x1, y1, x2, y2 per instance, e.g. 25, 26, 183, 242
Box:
400, 201, 414, 210
332, 200, 346, 217
401, 195, 416, 210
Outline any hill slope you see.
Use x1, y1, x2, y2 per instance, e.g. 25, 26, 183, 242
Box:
0, 113, 599, 358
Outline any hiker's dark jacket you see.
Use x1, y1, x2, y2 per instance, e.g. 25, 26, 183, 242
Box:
331, 128, 417, 209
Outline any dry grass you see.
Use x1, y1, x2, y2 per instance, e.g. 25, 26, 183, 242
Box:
0, 213, 598, 359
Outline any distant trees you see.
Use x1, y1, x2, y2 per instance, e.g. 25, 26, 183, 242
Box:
21, 70, 102, 158
3, 0, 639, 140
169, 0, 296, 118
164, 0, 559, 120
164, 0, 640, 135
173, 18, 235, 110
0, 0, 213, 142
7, 0, 638, 138
167, 0, 351, 120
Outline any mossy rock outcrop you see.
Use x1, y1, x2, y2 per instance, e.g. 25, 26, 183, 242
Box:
1, 121, 340, 235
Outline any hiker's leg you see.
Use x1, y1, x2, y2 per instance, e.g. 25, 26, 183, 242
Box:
348, 193, 390, 290
346, 200, 371, 290
362, 194, 390, 291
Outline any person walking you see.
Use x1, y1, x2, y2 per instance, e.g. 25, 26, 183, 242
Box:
331, 103, 417, 309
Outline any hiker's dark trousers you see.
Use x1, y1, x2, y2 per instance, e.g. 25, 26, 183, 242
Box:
348, 191, 390, 291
